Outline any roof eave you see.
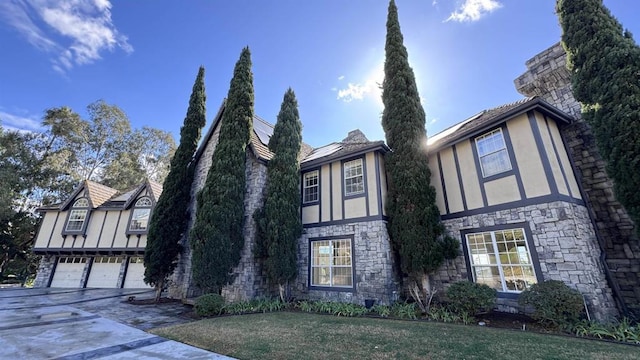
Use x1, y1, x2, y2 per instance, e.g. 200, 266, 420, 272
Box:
300, 142, 389, 170
429, 98, 573, 153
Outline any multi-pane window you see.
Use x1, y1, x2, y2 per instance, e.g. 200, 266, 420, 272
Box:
344, 159, 364, 196
58, 257, 87, 264
475, 129, 512, 177
311, 238, 353, 288
129, 197, 152, 232
303, 171, 319, 203
65, 198, 89, 232
466, 228, 537, 292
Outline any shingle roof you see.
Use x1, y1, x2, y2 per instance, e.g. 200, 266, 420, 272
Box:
83, 180, 118, 208
197, 99, 314, 164
426, 96, 572, 152
300, 130, 389, 169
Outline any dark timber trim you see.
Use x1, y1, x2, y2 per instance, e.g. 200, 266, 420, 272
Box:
452, 145, 468, 211
437, 152, 450, 214
528, 111, 558, 195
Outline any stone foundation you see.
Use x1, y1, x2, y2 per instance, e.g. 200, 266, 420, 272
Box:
434, 201, 618, 322
292, 220, 399, 306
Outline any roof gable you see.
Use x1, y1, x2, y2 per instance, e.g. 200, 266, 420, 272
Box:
60, 180, 118, 210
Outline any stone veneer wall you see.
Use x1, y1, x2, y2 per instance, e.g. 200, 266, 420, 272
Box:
433, 201, 618, 322
168, 122, 269, 300
292, 220, 399, 306
34, 255, 56, 287
515, 43, 640, 318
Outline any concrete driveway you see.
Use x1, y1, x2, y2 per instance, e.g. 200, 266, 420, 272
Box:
0, 287, 234, 359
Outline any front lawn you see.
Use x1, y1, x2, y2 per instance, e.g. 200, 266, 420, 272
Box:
151, 312, 639, 359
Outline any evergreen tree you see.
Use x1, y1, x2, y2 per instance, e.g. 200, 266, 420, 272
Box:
381, 0, 458, 311
255, 88, 303, 301
190, 48, 254, 293
557, 0, 640, 236
144, 67, 206, 301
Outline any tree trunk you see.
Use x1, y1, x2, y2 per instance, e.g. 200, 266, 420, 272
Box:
154, 278, 164, 302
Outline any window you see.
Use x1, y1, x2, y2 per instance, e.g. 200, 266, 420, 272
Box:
129, 197, 152, 232
465, 228, 537, 293
311, 238, 353, 288
65, 198, 89, 232
58, 257, 87, 264
475, 129, 512, 177
344, 159, 364, 196
303, 171, 319, 203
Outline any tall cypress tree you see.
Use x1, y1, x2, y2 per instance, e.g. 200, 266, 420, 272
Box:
255, 88, 303, 301
557, 0, 640, 236
381, 0, 457, 310
144, 67, 206, 301
190, 47, 254, 293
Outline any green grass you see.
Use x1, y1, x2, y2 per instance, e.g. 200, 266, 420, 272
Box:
151, 312, 640, 360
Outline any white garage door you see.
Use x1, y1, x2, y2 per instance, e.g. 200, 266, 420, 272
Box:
50, 257, 86, 287
123, 257, 152, 288
86, 257, 122, 288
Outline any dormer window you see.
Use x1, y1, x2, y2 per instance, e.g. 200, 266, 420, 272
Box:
128, 197, 152, 233
475, 128, 512, 177
65, 198, 89, 233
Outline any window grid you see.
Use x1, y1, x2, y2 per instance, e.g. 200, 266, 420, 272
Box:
466, 228, 537, 293
344, 159, 364, 196
311, 239, 353, 288
129, 197, 152, 232
303, 171, 319, 203
475, 129, 512, 177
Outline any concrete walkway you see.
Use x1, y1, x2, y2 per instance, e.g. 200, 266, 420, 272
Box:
0, 287, 234, 359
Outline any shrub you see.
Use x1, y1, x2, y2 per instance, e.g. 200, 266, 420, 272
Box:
446, 281, 496, 316
390, 302, 419, 320
194, 293, 226, 317
371, 304, 391, 318
518, 280, 585, 329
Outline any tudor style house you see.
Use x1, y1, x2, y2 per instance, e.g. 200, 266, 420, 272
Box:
32, 180, 161, 289
32, 43, 636, 321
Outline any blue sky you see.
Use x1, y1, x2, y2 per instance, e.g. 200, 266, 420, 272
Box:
1, 0, 638, 148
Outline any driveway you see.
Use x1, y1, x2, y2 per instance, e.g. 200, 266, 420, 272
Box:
0, 287, 234, 359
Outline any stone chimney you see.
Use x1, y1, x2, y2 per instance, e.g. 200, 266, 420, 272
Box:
515, 42, 639, 318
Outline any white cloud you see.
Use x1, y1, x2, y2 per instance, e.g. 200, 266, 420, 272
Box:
336, 65, 384, 106
0, 111, 43, 132
338, 75, 345, 81
0, 0, 132, 73
446, 0, 502, 23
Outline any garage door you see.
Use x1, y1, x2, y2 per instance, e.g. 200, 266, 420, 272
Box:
123, 257, 152, 288
86, 257, 123, 288
50, 257, 86, 287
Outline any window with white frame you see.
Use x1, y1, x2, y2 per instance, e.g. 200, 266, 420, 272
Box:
129, 197, 152, 232
65, 198, 89, 232
344, 159, 364, 196
475, 128, 512, 177
303, 171, 319, 203
310, 238, 353, 288
465, 228, 537, 292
